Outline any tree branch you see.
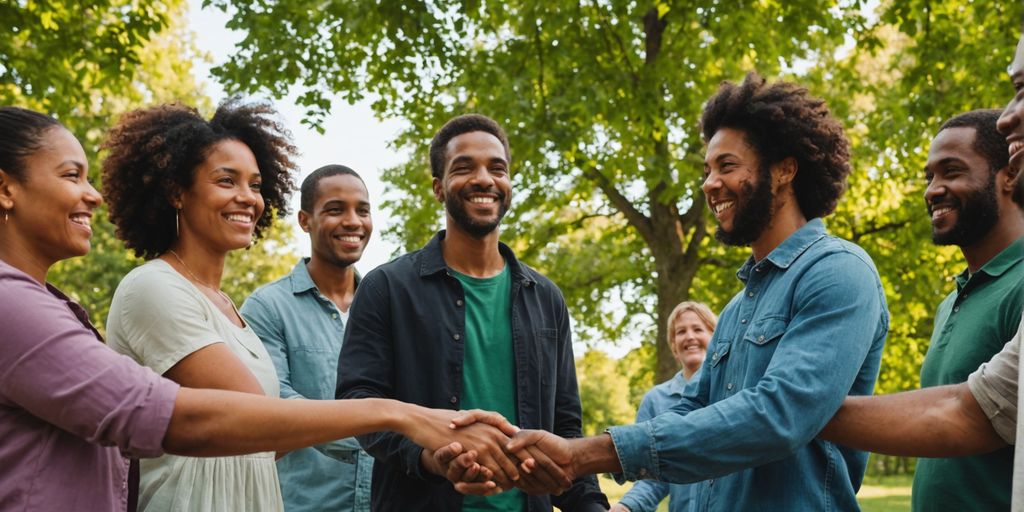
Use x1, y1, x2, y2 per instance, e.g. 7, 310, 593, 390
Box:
582, 164, 655, 243
850, 219, 912, 242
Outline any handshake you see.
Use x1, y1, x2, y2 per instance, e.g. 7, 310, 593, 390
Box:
418, 410, 593, 496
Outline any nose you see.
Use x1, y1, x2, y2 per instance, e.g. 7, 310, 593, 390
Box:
924, 176, 943, 205
998, 99, 1018, 136
236, 185, 259, 206
341, 208, 361, 228
701, 170, 719, 196
468, 165, 497, 187
84, 180, 103, 207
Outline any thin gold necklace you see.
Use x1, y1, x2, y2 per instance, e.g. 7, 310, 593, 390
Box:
167, 249, 233, 306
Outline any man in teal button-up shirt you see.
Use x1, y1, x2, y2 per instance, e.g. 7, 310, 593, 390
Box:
503, 73, 888, 512
242, 165, 374, 512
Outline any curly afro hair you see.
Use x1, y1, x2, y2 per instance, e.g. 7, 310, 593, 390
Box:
700, 72, 851, 219
102, 98, 297, 259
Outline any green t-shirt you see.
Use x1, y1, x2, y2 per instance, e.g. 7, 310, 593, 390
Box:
452, 265, 524, 512
913, 237, 1024, 511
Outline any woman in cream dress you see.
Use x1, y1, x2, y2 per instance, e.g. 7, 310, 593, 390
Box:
102, 99, 297, 511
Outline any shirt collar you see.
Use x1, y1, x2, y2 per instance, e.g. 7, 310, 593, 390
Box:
418, 230, 536, 286
737, 218, 828, 282
954, 236, 1024, 289
289, 257, 362, 295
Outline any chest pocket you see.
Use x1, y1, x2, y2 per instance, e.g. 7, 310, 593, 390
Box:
708, 341, 731, 368
743, 316, 788, 346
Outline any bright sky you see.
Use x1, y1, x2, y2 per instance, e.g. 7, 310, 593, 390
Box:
187, 1, 404, 276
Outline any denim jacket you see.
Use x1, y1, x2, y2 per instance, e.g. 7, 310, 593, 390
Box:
609, 219, 889, 511
336, 230, 608, 512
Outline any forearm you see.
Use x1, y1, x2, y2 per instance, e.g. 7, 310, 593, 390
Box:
572, 434, 622, 476
164, 387, 435, 457
819, 383, 1005, 457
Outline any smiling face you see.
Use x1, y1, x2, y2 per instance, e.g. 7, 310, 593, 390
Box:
0, 127, 102, 267
998, 37, 1024, 204
300, 173, 372, 268
433, 130, 512, 238
925, 127, 1000, 247
670, 310, 712, 373
702, 127, 774, 246
175, 139, 264, 254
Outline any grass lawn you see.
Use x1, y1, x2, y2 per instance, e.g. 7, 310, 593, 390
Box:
595, 473, 911, 512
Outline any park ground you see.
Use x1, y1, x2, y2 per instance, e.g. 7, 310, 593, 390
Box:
598, 473, 912, 511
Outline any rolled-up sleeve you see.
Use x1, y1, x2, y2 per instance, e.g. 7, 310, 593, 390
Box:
968, 317, 1023, 445
0, 270, 179, 458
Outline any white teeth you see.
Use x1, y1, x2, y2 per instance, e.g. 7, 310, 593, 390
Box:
337, 235, 361, 242
713, 201, 734, 214
931, 207, 953, 219
70, 215, 91, 227
470, 197, 495, 204
226, 214, 252, 223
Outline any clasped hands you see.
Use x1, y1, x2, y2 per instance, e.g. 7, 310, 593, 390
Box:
422, 410, 578, 496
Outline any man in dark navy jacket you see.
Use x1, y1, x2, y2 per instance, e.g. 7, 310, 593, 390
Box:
336, 113, 608, 512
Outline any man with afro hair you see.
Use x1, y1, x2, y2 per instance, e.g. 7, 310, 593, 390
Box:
503, 73, 889, 512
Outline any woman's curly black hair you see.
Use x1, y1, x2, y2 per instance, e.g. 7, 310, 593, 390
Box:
700, 72, 851, 219
101, 98, 297, 259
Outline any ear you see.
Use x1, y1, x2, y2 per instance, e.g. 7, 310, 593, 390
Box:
432, 176, 444, 203
0, 168, 18, 212
771, 157, 798, 188
1001, 165, 1020, 196
297, 209, 311, 233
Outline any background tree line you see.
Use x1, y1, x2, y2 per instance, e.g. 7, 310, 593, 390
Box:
4, 0, 1021, 475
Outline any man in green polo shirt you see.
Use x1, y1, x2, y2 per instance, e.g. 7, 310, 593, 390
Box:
915, 109, 1024, 511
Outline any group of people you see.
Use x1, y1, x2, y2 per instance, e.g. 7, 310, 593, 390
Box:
3, 28, 1024, 512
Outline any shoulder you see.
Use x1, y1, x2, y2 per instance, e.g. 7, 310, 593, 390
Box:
244, 272, 294, 306
809, 235, 879, 274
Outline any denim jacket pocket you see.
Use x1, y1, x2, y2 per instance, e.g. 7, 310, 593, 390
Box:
708, 341, 731, 368
743, 316, 788, 346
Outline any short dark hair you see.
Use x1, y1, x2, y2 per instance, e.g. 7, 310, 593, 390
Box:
700, 72, 851, 219
428, 114, 510, 179
939, 109, 1010, 174
300, 164, 364, 212
102, 98, 297, 259
0, 106, 63, 182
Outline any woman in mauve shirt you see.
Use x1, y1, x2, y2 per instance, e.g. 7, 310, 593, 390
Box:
0, 106, 529, 512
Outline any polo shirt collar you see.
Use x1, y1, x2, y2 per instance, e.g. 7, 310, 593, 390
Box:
954, 236, 1024, 289
418, 230, 536, 286
738, 218, 827, 281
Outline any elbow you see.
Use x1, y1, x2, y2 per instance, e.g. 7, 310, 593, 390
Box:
161, 390, 215, 456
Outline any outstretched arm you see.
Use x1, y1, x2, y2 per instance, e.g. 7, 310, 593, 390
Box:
819, 383, 1005, 457
164, 390, 511, 458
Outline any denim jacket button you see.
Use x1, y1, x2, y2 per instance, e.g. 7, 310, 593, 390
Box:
757, 335, 765, 342
741, 319, 747, 324
747, 291, 754, 297
712, 352, 718, 360
726, 383, 733, 390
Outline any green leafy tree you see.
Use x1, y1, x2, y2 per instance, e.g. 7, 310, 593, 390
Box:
576, 349, 635, 436
2, 0, 298, 330
210, 0, 873, 382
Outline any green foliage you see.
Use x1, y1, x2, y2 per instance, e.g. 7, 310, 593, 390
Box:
210, 0, 1023, 412
2, 0, 298, 330
576, 350, 635, 436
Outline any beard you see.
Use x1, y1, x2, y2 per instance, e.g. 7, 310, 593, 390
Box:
445, 185, 510, 238
715, 167, 775, 246
930, 173, 1000, 247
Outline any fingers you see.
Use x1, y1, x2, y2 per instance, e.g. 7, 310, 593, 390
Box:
506, 429, 550, 452
451, 409, 520, 437
453, 481, 502, 496
609, 504, 632, 512
515, 445, 571, 494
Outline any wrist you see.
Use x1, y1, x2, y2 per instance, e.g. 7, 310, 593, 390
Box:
573, 433, 621, 476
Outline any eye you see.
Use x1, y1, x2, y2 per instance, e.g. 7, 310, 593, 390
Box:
358, 207, 371, 216
250, 182, 262, 191
218, 176, 235, 186
62, 169, 81, 179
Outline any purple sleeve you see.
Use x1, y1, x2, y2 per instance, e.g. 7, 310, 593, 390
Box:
0, 268, 180, 458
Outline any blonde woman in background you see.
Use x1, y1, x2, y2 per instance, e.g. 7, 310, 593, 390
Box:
611, 301, 718, 512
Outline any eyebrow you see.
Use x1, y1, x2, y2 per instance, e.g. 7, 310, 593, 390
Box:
57, 159, 86, 170
449, 155, 508, 167
925, 157, 968, 171
321, 199, 371, 209
704, 152, 739, 165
